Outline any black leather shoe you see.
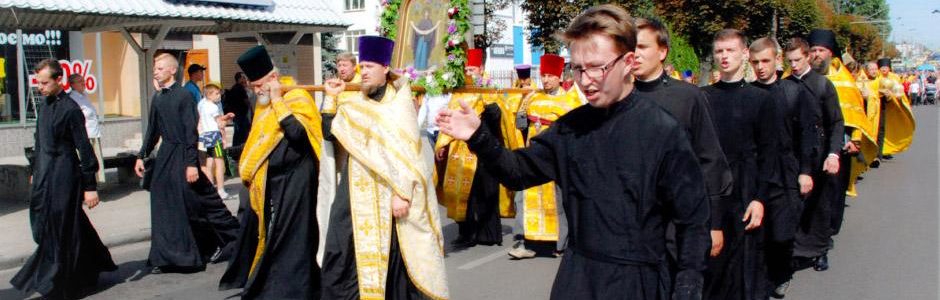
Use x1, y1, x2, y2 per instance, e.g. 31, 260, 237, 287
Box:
814, 254, 829, 271
151, 267, 164, 274
884, 155, 894, 160
209, 246, 224, 264
870, 160, 881, 168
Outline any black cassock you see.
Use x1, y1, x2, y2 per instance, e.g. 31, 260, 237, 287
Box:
223, 84, 252, 148
786, 70, 845, 260
467, 93, 710, 300
139, 82, 239, 270
11, 92, 116, 298
635, 72, 733, 221
457, 102, 504, 246
219, 115, 321, 299
700, 80, 778, 300
753, 78, 820, 286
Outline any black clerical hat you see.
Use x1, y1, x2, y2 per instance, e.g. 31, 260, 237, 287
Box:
807, 29, 841, 58
237, 45, 274, 82
877, 58, 892, 68
515, 65, 531, 79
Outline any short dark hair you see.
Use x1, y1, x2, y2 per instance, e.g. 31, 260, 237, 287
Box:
713, 28, 747, 47
34, 58, 62, 79
234, 72, 245, 82
636, 18, 670, 50
784, 37, 809, 55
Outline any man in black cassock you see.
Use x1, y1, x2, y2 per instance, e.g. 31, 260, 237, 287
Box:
438, 5, 709, 299
134, 53, 239, 274
749, 37, 821, 298
11, 58, 117, 299
786, 32, 846, 274
218, 46, 323, 299
700, 29, 778, 300
223, 72, 252, 150
633, 18, 733, 264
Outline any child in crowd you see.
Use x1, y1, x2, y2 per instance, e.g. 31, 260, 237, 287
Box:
198, 82, 234, 199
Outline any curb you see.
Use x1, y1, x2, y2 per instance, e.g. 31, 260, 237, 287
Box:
0, 231, 152, 272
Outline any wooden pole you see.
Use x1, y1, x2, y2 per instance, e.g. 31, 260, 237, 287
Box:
282, 84, 535, 95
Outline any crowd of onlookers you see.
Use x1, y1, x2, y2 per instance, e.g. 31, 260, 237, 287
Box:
899, 70, 938, 105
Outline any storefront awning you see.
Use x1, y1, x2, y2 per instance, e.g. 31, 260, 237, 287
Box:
0, 0, 351, 34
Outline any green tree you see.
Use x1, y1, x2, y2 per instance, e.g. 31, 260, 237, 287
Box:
520, 0, 653, 53
666, 30, 700, 76
321, 32, 341, 77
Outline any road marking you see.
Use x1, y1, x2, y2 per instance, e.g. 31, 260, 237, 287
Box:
457, 248, 512, 270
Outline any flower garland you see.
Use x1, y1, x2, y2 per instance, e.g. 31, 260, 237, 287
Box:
381, 0, 471, 95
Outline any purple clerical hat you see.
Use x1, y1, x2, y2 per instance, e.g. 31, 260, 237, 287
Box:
358, 36, 395, 66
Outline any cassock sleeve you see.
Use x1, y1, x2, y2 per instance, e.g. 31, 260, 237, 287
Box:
68, 106, 99, 191
138, 94, 161, 159
690, 92, 732, 229
278, 115, 311, 146
466, 121, 555, 191
181, 92, 200, 167
754, 93, 779, 203
659, 125, 709, 299
822, 81, 845, 154
797, 86, 821, 175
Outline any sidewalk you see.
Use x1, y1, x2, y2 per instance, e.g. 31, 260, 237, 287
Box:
0, 178, 242, 271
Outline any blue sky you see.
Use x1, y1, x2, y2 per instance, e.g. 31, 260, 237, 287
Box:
888, 0, 939, 50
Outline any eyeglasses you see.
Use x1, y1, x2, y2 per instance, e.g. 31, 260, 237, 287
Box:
572, 53, 626, 81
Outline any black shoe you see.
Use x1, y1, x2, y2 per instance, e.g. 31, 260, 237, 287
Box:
770, 281, 790, 299
451, 236, 475, 248
870, 160, 881, 168
209, 246, 224, 264
884, 155, 894, 160
814, 254, 829, 271
151, 266, 164, 274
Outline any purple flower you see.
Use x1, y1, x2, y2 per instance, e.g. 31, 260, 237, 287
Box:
448, 24, 456, 34
448, 54, 455, 61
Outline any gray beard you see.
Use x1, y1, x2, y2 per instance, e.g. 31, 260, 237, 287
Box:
256, 93, 271, 106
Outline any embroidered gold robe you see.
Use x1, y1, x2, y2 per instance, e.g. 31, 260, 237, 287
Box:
328, 81, 449, 300
827, 59, 878, 197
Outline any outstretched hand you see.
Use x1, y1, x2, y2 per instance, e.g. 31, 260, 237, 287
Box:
435, 99, 481, 141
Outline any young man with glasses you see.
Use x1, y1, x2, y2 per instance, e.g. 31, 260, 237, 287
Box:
437, 4, 709, 299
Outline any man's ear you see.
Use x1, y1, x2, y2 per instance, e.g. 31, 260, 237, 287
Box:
622, 52, 637, 80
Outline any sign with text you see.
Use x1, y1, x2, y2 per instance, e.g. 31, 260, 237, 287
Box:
28, 60, 99, 94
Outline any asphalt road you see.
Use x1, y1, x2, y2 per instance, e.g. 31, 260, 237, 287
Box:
0, 106, 936, 300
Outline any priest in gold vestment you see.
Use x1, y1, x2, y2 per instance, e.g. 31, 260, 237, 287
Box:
319, 36, 448, 300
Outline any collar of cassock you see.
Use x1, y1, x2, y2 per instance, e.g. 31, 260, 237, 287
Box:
634, 70, 671, 92
44, 91, 67, 104
714, 78, 747, 89
158, 81, 180, 94
367, 83, 388, 102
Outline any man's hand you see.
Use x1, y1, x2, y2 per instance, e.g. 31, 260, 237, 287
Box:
798, 174, 814, 196
264, 79, 283, 101
436, 99, 481, 141
324, 78, 346, 97
844, 141, 860, 154
135, 159, 145, 178
435, 146, 448, 162
186, 166, 198, 183
710, 230, 724, 257
392, 194, 410, 218
84, 191, 100, 209
823, 155, 840, 175
743, 200, 764, 231
153, 78, 162, 91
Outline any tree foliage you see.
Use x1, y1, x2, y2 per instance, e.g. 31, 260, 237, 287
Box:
520, 0, 653, 53
817, 0, 891, 61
